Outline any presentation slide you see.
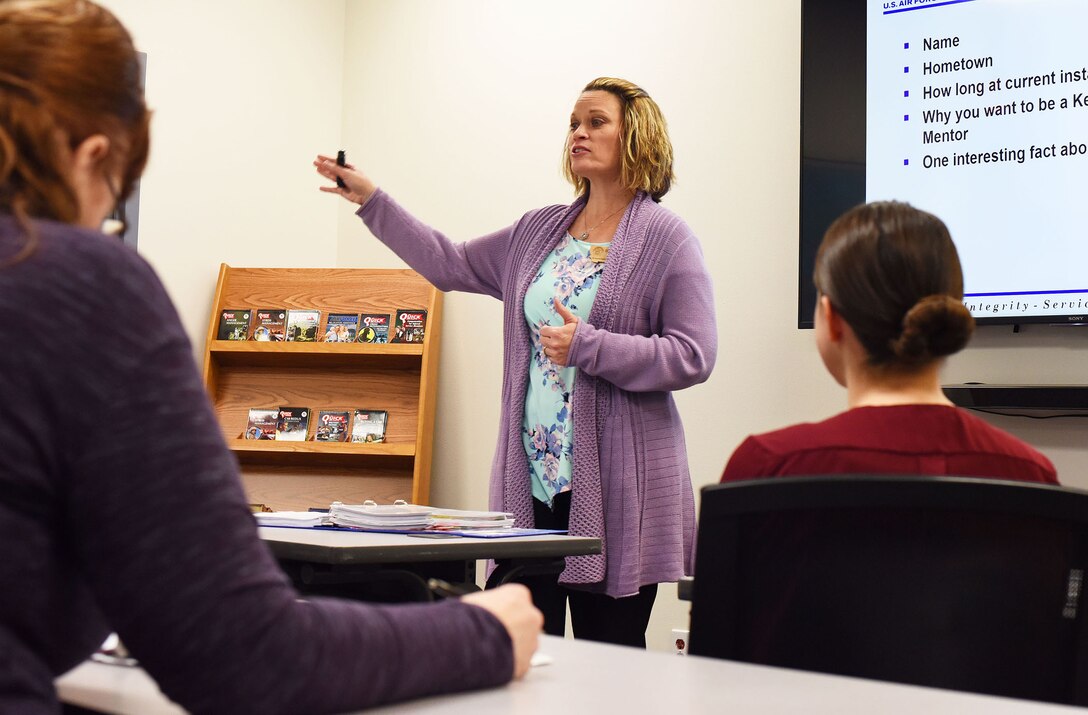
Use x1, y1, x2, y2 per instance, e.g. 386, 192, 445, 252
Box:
866, 0, 1088, 320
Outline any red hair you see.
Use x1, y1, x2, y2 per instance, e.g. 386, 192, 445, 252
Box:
0, 0, 150, 245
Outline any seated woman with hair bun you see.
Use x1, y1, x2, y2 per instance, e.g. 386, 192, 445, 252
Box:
721, 201, 1057, 484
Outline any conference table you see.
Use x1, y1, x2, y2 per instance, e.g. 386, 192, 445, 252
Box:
56, 634, 1086, 714
257, 526, 602, 599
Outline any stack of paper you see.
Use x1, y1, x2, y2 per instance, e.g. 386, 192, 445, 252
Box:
329, 500, 434, 530
255, 511, 329, 528
428, 508, 516, 530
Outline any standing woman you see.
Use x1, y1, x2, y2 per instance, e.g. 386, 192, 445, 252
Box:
317, 77, 717, 646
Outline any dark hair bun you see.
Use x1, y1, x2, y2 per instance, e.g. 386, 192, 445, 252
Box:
890, 295, 975, 363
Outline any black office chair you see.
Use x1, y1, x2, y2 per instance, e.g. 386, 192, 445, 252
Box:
688, 476, 1088, 705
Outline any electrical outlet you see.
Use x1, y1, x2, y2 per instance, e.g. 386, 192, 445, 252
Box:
672, 628, 689, 655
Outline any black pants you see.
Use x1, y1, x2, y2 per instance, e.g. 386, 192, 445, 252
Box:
518, 491, 658, 648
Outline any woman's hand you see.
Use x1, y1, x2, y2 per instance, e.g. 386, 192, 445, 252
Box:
539, 298, 579, 366
313, 153, 377, 205
461, 584, 543, 679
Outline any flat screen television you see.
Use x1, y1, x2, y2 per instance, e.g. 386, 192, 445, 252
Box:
799, 0, 1088, 328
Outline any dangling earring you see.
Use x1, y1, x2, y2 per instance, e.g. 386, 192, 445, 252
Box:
100, 175, 126, 238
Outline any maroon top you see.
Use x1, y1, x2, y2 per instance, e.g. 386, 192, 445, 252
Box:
721, 405, 1058, 484
0, 216, 512, 714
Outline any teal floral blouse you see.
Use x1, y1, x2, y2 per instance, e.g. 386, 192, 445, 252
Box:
521, 233, 609, 506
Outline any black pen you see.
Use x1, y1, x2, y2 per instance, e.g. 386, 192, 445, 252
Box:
335, 149, 347, 189
427, 578, 476, 599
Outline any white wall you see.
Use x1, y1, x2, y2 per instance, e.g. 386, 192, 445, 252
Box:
97, 0, 347, 344
97, 0, 1088, 653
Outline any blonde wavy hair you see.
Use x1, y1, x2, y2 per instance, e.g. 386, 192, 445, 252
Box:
562, 77, 675, 202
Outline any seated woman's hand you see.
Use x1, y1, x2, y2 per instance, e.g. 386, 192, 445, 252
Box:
461, 584, 543, 679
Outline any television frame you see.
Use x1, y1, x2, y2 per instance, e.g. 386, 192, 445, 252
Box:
798, 0, 1087, 329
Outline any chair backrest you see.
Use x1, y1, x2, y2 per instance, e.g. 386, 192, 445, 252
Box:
688, 476, 1088, 705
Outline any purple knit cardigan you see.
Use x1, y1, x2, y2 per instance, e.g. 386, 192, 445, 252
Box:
358, 189, 717, 597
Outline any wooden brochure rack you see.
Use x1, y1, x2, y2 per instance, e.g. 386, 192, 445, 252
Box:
202, 265, 442, 511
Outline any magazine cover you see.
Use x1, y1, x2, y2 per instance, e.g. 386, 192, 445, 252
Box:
314, 410, 351, 442
391, 309, 427, 343
244, 408, 278, 440
217, 309, 251, 341
251, 308, 286, 341
323, 313, 359, 343
350, 409, 388, 443
275, 406, 310, 441
357, 313, 390, 343
285, 309, 320, 342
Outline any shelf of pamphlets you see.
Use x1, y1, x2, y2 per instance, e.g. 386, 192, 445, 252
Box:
231, 407, 404, 466
245, 407, 391, 442
216, 308, 428, 345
